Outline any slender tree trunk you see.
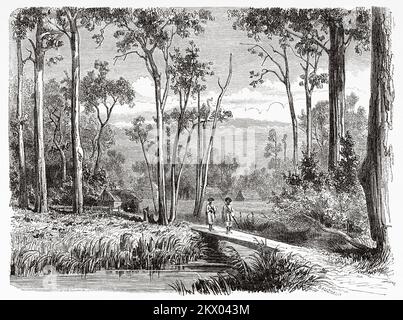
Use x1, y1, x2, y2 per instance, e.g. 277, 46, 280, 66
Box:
359, 6, 393, 251
328, 22, 346, 170
152, 75, 167, 224
285, 80, 298, 168
94, 124, 104, 173
58, 147, 67, 182
193, 92, 201, 216
274, 139, 278, 168
69, 18, 84, 214
139, 139, 158, 215
33, 19, 47, 213
195, 54, 232, 216
175, 127, 194, 218
306, 92, 312, 157
283, 140, 287, 162
169, 127, 180, 222
16, 38, 28, 209
166, 126, 171, 166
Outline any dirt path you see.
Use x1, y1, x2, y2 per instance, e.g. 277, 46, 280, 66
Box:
191, 224, 394, 296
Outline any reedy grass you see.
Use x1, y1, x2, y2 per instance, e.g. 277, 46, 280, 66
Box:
170, 244, 325, 295
11, 210, 207, 276
326, 244, 393, 275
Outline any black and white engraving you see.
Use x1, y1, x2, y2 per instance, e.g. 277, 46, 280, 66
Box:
8, 5, 395, 296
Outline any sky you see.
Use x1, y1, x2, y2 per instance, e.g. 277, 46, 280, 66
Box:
9, 7, 371, 125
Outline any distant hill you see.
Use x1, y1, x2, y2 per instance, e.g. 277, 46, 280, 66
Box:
109, 114, 298, 179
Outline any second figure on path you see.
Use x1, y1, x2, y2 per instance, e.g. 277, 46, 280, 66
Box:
222, 197, 235, 234
206, 197, 217, 231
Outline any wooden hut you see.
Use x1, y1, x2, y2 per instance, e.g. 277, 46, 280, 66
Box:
233, 189, 261, 201
235, 189, 245, 201
113, 189, 142, 214
98, 189, 122, 212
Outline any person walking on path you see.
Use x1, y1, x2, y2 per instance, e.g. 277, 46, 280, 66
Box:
206, 197, 217, 231
222, 197, 235, 234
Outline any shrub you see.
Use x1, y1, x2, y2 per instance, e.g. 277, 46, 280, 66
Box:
284, 152, 329, 192
332, 132, 360, 193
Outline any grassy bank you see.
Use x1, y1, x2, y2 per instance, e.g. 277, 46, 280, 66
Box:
171, 244, 325, 295
11, 209, 207, 276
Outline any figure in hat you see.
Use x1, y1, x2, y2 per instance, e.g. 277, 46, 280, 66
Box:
222, 197, 235, 234
206, 197, 217, 231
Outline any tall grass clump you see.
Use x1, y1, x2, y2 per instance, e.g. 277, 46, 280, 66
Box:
11, 211, 207, 276
170, 244, 324, 295
328, 244, 393, 275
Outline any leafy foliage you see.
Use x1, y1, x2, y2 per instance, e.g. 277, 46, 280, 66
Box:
332, 131, 360, 193
264, 129, 282, 169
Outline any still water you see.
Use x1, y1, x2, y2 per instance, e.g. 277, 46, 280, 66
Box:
10, 263, 228, 292
10, 241, 251, 292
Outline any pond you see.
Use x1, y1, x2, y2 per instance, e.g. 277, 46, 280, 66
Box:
10, 241, 250, 292
10, 268, 225, 292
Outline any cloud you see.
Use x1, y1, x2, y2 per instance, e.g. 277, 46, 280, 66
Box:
132, 76, 154, 98
345, 69, 370, 107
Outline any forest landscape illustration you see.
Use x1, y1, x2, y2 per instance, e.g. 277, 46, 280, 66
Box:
5, 4, 399, 297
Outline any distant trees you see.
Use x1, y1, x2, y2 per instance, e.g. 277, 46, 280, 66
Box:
81, 60, 135, 173
264, 129, 282, 169
359, 7, 393, 251
103, 149, 126, 188
281, 134, 287, 162
216, 156, 239, 194
44, 79, 70, 183
230, 9, 299, 167
299, 93, 367, 169
125, 116, 158, 214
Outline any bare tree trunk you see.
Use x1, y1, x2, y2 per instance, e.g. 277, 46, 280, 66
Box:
274, 138, 278, 168
60, 149, 67, 182
169, 126, 180, 222
282, 47, 298, 168
33, 19, 48, 213
16, 38, 28, 209
195, 54, 232, 216
94, 124, 104, 173
53, 136, 67, 183
69, 18, 84, 214
139, 138, 158, 214
151, 73, 167, 224
328, 22, 346, 170
306, 92, 312, 157
173, 126, 195, 219
283, 139, 287, 162
193, 92, 201, 216
285, 80, 298, 168
359, 6, 393, 251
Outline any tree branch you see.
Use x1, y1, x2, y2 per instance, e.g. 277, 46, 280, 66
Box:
113, 50, 146, 64
284, 27, 330, 54
241, 42, 286, 79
